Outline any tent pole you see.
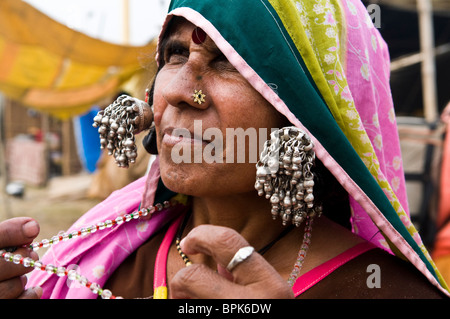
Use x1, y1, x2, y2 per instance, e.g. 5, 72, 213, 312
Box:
122, 0, 130, 45
62, 119, 72, 176
417, 0, 438, 123
41, 113, 50, 185
0, 95, 12, 220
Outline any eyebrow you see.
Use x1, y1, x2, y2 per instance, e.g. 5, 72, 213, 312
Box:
160, 31, 223, 57
165, 38, 188, 52
157, 35, 180, 65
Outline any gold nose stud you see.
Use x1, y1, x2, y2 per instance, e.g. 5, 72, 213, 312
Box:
192, 89, 206, 105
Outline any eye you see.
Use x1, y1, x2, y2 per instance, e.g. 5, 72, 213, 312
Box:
164, 43, 189, 65
211, 53, 236, 72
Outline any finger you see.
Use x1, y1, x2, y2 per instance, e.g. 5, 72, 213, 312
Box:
0, 276, 27, 299
180, 225, 272, 285
170, 263, 247, 299
18, 287, 43, 299
0, 247, 39, 281
0, 218, 40, 248
180, 225, 248, 268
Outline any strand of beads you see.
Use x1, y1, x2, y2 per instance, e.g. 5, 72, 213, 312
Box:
29, 201, 171, 252
1, 200, 177, 299
287, 216, 313, 287
0, 249, 119, 299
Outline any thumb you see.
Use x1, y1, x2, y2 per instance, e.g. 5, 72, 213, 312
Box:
217, 264, 234, 282
0, 217, 40, 248
19, 286, 43, 299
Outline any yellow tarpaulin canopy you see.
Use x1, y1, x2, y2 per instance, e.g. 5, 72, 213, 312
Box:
0, 0, 157, 119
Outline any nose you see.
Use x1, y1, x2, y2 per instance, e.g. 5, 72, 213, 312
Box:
161, 62, 209, 110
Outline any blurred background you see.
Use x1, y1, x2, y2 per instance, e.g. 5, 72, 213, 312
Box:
0, 0, 170, 247
0, 0, 450, 283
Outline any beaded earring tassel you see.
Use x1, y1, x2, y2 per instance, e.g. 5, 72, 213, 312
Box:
255, 127, 322, 227
93, 94, 153, 168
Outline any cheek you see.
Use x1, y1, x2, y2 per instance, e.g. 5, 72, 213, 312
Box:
219, 100, 285, 143
216, 79, 284, 129
152, 75, 168, 125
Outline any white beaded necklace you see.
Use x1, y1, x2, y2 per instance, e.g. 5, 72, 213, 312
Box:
0, 201, 173, 299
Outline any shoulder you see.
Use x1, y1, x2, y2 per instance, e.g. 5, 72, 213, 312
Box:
300, 247, 447, 299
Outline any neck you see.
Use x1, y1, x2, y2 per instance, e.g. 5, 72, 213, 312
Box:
189, 191, 288, 251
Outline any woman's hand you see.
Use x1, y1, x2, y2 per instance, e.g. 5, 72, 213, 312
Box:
0, 218, 42, 299
169, 225, 294, 299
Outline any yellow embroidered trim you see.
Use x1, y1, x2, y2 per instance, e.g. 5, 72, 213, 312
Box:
153, 286, 168, 299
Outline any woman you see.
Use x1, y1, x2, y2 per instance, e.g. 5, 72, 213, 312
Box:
1, 0, 449, 298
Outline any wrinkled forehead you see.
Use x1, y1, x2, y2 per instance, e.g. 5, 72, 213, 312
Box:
156, 16, 220, 65
160, 16, 192, 40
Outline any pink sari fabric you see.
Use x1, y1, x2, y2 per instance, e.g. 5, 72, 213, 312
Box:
342, 1, 409, 249
26, 158, 183, 299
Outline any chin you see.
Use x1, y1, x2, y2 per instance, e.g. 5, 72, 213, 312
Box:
159, 161, 256, 197
160, 165, 198, 195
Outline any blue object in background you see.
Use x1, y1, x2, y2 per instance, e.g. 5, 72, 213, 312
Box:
73, 106, 102, 173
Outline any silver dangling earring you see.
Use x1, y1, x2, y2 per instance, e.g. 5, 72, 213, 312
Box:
93, 95, 153, 168
255, 127, 322, 227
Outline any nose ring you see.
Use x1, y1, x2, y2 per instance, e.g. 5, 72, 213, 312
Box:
192, 89, 206, 105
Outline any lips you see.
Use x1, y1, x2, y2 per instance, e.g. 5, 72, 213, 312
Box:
162, 127, 208, 146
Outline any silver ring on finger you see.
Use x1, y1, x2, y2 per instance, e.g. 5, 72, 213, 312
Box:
226, 246, 254, 272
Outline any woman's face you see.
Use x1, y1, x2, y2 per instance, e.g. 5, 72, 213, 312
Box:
153, 18, 284, 197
